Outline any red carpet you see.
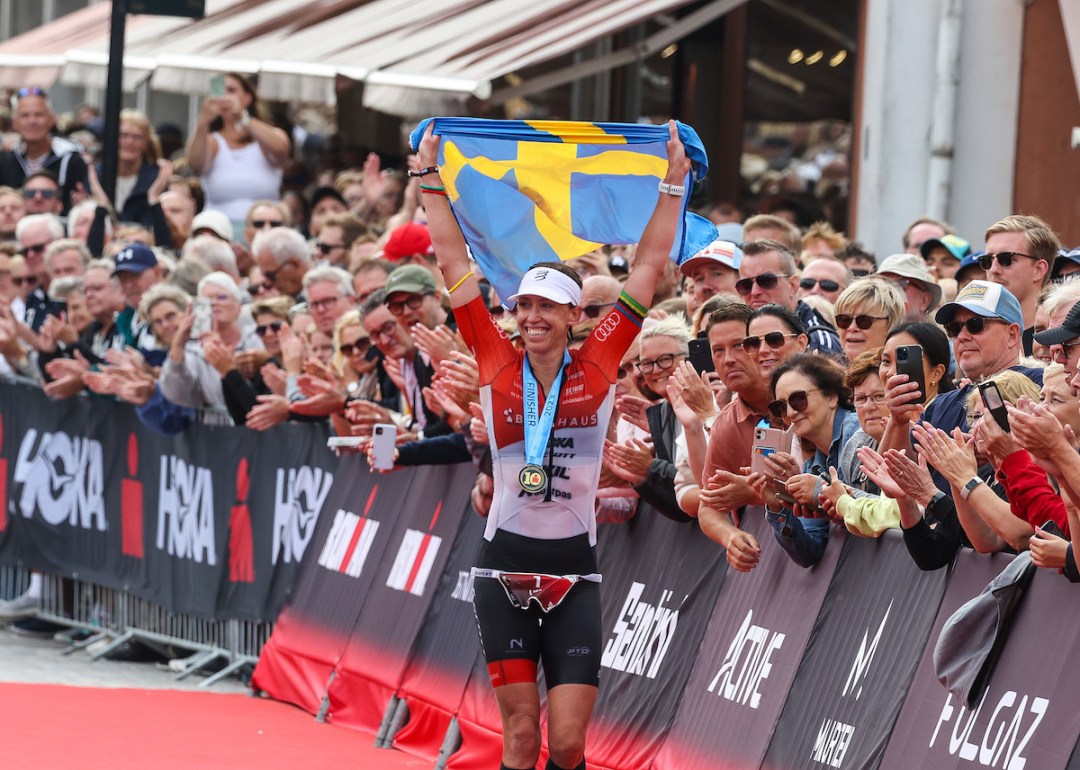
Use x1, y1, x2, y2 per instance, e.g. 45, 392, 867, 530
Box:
1, 682, 433, 770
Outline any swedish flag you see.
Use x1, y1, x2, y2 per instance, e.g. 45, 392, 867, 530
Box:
409, 118, 718, 304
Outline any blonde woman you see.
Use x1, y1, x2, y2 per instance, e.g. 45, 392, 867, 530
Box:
832, 277, 905, 362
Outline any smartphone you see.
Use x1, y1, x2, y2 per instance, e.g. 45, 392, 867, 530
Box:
370, 423, 397, 470
895, 345, 926, 403
209, 75, 226, 97
688, 337, 715, 375
1040, 520, 1066, 539
978, 381, 1010, 432
190, 298, 212, 339
751, 426, 787, 475
771, 478, 797, 507
327, 436, 364, 448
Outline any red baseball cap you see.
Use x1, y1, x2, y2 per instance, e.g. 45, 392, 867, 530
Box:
382, 222, 434, 262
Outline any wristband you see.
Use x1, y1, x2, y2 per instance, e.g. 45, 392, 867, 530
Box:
408, 166, 440, 178
658, 180, 686, 197
959, 477, 984, 500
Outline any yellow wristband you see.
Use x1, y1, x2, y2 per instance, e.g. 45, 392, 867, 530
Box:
448, 270, 474, 295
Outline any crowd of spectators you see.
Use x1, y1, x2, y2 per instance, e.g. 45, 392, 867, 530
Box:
2, 77, 1080, 648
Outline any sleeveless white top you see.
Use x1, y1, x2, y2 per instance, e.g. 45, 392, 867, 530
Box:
200, 132, 282, 223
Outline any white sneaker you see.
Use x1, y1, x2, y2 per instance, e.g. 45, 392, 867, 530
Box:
167, 652, 201, 673
0, 594, 38, 622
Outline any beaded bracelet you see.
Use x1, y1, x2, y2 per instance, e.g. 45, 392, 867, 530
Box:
408, 166, 440, 178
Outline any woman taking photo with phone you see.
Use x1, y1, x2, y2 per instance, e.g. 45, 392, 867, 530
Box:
748, 352, 860, 567
186, 73, 289, 228
416, 121, 688, 770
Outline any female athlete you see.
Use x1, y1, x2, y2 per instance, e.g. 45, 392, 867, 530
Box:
416, 121, 690, 770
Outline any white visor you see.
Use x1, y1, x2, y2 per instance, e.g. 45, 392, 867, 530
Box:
508, 266, 582, 307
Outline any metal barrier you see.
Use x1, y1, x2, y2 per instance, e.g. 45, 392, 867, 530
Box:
27, 571, 272, 687
0, 564, 30, 601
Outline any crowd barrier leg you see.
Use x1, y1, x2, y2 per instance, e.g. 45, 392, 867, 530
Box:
433, 717, 463, 770
315, 674, 336, 722
379, 697, 410, 748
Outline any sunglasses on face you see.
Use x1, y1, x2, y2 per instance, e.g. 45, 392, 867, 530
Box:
251, 219, 284, 229
581, 302, 616, 319
387, 293, 427, 316
489, 305, 506, 318
768, 388, 821, 420
316, 241, 344, 255
851, 268, 872, 278
979, 252, 1037, 270
835, 313, 888, 330
19, 242, 48, 257
12, 275, 38, 287
617, 364, 633, 379
255, 321, 284, 336
735, 273, 790, 297
339, 339, 372, 357
635, 352, 684, 375
943, 317, 1008, 338
799, 277, 841, 293
23, 188, 57, 200
741, 331, 798, 351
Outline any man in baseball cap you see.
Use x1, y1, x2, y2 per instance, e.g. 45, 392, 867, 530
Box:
920, 234, 972, 281
112, 242, 165, 350
679, 238, 743, 317
385, 263, 448, 332
934, 280, 1027, 384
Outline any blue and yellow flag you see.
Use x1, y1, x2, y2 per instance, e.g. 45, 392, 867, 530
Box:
409, 118, 718, 305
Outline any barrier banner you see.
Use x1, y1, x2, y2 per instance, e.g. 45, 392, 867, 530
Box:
323, 462, 476, 734
585, 506, 730, 770
251, 456, 421, 714
391, 509, 488, 761
761, 530, 949, 770
0, 383, 333, 621
653, 510, 846, 770
881, 549, 1080, 770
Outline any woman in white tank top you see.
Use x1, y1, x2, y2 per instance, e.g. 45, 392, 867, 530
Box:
186, 73, 289, 225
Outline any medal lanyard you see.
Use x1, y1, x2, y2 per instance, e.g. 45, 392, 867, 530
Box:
522, 351, 571, 471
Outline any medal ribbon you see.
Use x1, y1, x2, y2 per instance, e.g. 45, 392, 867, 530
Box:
521, 351, 571, 468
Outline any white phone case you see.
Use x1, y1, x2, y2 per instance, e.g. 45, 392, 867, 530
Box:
371, 423, 397, 470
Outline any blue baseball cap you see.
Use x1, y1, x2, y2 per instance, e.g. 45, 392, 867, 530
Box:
112, 242, 158, 275
1051, 247, 1080, 281
935, 280, 1023, 327
954, 251, 985, 284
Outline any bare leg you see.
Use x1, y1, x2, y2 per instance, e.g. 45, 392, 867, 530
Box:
495, 681, 542, 769
545, 683, 598, 770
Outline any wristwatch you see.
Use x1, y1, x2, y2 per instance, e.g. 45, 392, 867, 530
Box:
926, 490, 947, 513
959, 477, 984, 500
658, 181, 686, 197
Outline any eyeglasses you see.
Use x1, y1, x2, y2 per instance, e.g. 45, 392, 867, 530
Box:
741, 332, 798, 351
340, 339, 371, 357
581, 302, 616, 319
308, 295, 344, 312
251, 219, 284, 229
853, 392, 888, 407
18, 242, 48, 257
316, 241, 344, 255
735, 273, 791, 297
255, 321, 283, 336
979, 252, 1037, 270
635, 352, 684, 375
799, 277, 841, 293
768, 389, 821, 420
23, 188, 57, 200
387, 293, 427, 316
943, 317, 1009, 338
12, 275, 38, 287
372, 320, 399, 340
835, 313, 888, 330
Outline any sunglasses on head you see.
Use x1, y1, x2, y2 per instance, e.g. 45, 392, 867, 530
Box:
339, 338, 371, 357
735, 273, 790, 297
978, 252, 1037, 270
23, 188, 57, 200
12, 275, 38, 287
581, 302, 616, 319
255, 321, 283, 336
943, 317, 1008, 338
768, 388, 821, 420
835, 313, 888, 330
740, 331, 797, 351
15, 87, 47, 99
799, 277, 840, 292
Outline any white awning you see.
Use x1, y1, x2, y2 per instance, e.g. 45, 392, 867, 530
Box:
0, 0, 745, 117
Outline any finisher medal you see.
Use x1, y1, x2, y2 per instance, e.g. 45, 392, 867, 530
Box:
518, 464, 548, 493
